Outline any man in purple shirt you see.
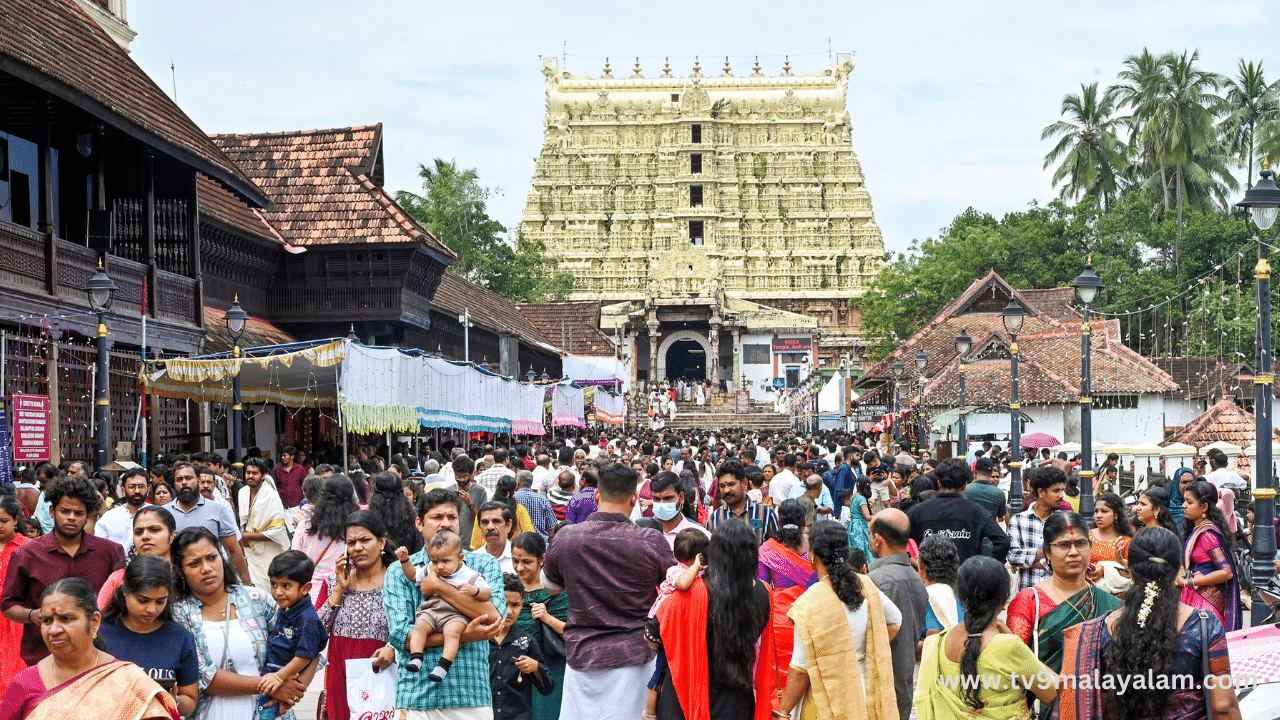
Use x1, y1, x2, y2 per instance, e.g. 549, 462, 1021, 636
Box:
564, 468, 599, 524
543, 462, 674, 720
2, 474, 124, 663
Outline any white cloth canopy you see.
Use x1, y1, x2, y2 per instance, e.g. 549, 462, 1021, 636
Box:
594, 390, 626, 425
562, 355, 627, 391
552, 383, 586, 428
143, 339, 547, 435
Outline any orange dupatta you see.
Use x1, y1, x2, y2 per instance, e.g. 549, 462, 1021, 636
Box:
25, 660, 179, 720
656, 577, 778, 720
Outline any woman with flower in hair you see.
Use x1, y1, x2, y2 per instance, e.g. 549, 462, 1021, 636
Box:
1057, 526, 1242, 720
755, 500, 817, 695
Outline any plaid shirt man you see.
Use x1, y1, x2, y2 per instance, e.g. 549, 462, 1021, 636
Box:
1008, 507, 1057, 592
474, 463, 515, 495
707, 499, 779, 545
514, 487, 557, 537
385, 547, 505, 712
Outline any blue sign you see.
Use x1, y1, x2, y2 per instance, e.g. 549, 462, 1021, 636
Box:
0, 399, 11, 485
772, 378, 785, 389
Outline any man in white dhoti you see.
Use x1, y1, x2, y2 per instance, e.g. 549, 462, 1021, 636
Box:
542, 463, 673, 720
237, 456, 290, 588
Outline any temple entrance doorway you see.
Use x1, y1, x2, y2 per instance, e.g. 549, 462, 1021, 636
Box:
665, 340, 707, 382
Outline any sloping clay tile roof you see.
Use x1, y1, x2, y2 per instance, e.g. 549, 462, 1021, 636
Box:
516, 302, 615, 355
210, 125, 453, 258
0, 0, 264, 205
433, 272, 556, 351
1165, 399, 1280, 447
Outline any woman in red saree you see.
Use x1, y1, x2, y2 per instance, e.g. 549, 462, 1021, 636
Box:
0, 578, 177, 720
1178, 480, 1241, 631
0, 496, 30, 690
652, 520, 776, 720
755, 501, 818, 695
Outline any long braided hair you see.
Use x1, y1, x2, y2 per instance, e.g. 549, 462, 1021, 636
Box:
955, 556, 1010, 710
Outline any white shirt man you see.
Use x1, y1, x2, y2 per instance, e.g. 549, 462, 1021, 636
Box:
770, 463, 801, 506
94, 470, 151, 553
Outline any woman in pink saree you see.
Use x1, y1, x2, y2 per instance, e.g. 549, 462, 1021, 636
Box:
0, 578, 177, 720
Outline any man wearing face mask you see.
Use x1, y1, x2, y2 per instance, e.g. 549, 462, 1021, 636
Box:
93, 467, 150, 552
649, 471, 710, 550
542, 462, 674, 720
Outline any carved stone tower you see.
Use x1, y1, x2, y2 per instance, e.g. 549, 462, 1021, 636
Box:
520, 54, 884, 368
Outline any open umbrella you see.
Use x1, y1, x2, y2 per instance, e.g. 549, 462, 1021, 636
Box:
1020, 432, 1061, 449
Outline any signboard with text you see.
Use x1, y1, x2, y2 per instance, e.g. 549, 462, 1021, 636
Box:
12, 394, 51, 462
771, 337, 813, 353
734, 391, 750, 414
772, 378, 786, 389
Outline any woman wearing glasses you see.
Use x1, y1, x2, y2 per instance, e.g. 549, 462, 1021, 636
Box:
1006, 512, 1121, 720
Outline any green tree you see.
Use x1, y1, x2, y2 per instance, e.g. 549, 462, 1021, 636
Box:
396, 159, 572, 302
1221, 60, 1279, 186
1042, 82, 1129, 209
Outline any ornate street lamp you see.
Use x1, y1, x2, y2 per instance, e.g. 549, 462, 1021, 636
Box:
915, 351, 929, 454
891, 360, 904, 443
86, 262, 117, 468
1237, 166, 1280, 624
955, 329, 972, 456
1002, 297, 1028, 513
540, 370, 550, 384
225, 297, 249, 476
527, 368, 537, 383
1072, 262, 1105, 522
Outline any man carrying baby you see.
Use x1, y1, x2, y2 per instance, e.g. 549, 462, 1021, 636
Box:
386, 488, 505, 719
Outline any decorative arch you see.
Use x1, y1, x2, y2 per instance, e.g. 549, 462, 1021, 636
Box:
656, 330, 712, 382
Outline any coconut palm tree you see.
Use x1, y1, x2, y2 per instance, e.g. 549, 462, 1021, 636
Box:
1042, 82, 1129, 208
1221, 60, 1279, 186
1109, 49, 1172, 211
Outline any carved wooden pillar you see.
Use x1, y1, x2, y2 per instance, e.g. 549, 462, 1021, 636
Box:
188, 173, 203, 328
143, 151, 156, 318
38, 95, 56, 295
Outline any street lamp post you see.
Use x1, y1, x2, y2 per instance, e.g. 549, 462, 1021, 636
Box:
458, 308, 472, 362
1237, 167, 1280, 625
915, 350, 929, 454
891, 360, 904, 443
86, 263, 117, 468
1072, 262, 1105, 523
225, 297, 249, 477
955, 330, 972, 457
1002, 298, 1028, 514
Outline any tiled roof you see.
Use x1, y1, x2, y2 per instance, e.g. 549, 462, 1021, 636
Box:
861, 271, 1178, 405
434, 272, 558, 352
516, 301, 615, 355
1018, 288, 1078, 320
202, 306, 296, 354
1165, 399, 1280, 447
197, 174, 280, 246
1151, 358, 1253, 400
0, 0, 266, 206
210, 125, 453, 259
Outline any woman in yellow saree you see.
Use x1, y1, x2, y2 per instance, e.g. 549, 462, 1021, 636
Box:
776, 520, 899, 720
0, 578, 177, 720
915, 557, 1056, 720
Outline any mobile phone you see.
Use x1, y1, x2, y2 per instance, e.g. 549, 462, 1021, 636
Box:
344, 553, 353, 577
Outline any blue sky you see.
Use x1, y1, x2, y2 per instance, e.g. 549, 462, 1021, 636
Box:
129, 0, 1272, 257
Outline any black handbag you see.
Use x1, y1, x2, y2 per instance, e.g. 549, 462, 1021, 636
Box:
540, 623, 566, 659
1198, 610, 1213, 720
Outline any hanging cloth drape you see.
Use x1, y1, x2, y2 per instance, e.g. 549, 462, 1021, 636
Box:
551, 383, 586, 428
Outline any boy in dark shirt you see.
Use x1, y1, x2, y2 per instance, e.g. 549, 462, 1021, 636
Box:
490, 573, 553, 720
258, 550, 328, 720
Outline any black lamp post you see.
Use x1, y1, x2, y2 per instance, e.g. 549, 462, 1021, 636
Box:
86, 263, 117, 469
225, 297, 249, 476
1002, 298, 1028, 513
955, 329, 972, 457
891, 360, 904, 443
1237, 166, 1280, 625
1072, 262, 1105, 523
915, 350, 929, 453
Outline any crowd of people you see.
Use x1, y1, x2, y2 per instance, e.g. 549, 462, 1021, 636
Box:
0, 429, 1256, 720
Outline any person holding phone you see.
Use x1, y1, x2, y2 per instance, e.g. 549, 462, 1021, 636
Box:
316, 511, 397, 720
